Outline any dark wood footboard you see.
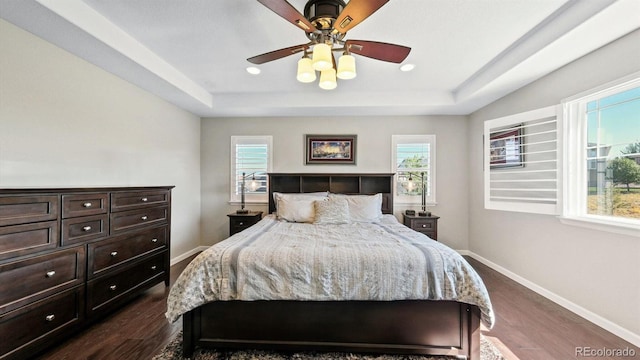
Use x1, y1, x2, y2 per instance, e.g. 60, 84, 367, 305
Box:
182, 300, 481, 359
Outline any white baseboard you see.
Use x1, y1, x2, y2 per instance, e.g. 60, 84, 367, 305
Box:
170, 246, 209, 266
460, 250, 640, 347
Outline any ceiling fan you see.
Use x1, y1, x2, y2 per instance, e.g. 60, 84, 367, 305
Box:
247, 0, 411, 90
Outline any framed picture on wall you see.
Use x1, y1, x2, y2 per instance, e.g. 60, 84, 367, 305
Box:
489, 125, 524, 169
305, 134, 357, 165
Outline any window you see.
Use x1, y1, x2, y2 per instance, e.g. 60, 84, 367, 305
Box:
230, 136, 272, 204
392, 135, 436, 205
563, 74, 640, 235
483, 106, 561, 215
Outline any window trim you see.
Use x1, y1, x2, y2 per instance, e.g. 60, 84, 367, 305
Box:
561, 71, 640, 237
483, 105, 561, 215
229, 135, 273, 205
391, 134, 437, 206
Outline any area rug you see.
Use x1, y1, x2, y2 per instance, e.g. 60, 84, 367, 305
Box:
152, 332, 504, 360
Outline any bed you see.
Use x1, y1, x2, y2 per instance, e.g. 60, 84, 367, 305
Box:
166, 173, 494, 359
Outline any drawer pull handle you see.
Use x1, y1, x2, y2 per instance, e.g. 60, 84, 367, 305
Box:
238, 222, 244, 226
110, 251, 118, 257
83, 225, 92, 232
151, 265, 157, 270
151, 238, 158, 243
141, 197, 148, 202
109, 285, 117, 291
141, 216, 148, 221
45, 314, 55, 322
83, 202, 93, 208
46, 270, 56, 277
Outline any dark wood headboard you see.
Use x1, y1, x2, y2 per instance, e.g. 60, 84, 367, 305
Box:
268, 173, 394, 214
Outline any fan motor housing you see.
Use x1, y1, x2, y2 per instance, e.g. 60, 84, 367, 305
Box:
304, 0, 346, 30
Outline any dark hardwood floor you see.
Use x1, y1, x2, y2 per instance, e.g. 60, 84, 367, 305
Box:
36, 254, 638, 360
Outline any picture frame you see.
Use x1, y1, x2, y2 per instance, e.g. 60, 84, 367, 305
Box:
305, 134, 357, 165
489, 125, 524, 169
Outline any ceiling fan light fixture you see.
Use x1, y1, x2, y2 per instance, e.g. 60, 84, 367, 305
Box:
336, 54, 356, 80
318, 68, 337, 90
312, 43, 333, 71
296, 57, 316, 83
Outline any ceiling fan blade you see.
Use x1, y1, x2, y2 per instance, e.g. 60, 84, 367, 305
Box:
257, 0, 317, 33
333, 0, 389, 34
345, 40, 411, 63
247, 43, 310, 64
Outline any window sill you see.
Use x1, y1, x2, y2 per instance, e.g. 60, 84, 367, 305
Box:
558, 215, 640, 238
229, 200, 268, 206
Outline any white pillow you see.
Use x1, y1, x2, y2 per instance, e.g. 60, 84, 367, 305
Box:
313, 198, 351, 225
329, 193, 383, 222
277, 197, 327, 223
273, 192, 328, 212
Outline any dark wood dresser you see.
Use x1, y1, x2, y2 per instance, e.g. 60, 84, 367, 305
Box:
0, 186, 173, 360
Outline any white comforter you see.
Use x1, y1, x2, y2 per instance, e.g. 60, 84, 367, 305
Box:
166, 214, 495, 328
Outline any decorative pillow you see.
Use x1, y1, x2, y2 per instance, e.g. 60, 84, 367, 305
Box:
277, 197, 327, 223
313, 198, 351, 225
273, 192, 328, 212
273, 191, 329, 221
329, 193, 383, 222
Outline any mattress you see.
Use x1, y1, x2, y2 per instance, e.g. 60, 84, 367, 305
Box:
165, 214, 494, 328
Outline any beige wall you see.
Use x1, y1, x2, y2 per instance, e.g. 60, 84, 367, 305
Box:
468, 29, 640, 343
201, 115, 470, 249
0, 19, 202, 259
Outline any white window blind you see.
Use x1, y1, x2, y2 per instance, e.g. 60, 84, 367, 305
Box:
484, 105, 561, 215
392, 135, 436, 205
230, 136, 272, 203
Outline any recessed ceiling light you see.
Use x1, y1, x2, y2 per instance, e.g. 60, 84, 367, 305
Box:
400, 64, 415, 72
246, 67, 261, 75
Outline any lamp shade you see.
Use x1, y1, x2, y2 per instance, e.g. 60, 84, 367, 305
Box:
312, 43, 332, 71
248, 175, 260, 191
319, 68, 337, 90
337, 54, 356, 80
404, 175, 416, 191
296, 57, 316, 83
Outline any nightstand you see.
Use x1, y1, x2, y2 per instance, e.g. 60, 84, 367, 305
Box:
227, 211, 263, 236
403, 213, 439, 240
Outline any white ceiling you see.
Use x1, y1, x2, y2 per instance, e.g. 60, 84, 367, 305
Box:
1, 0, 639, 117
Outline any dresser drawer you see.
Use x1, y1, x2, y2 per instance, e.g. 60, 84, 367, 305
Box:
61, 214, 108, 246
109, 207, 167, 234
0, 246, 85, 314
403, 214, 439, 241
0, 221, 58, 261
110, 190, 169, 212
0, 195, 59, 227
62, 193, 108, 219
86, 252, 166, 315
88, 226, 167, 278
408, 218, 435, 231
0, 286, 84, 360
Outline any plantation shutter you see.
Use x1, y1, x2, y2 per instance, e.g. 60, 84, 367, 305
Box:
392, 135, 436, 204
230, 136, 272, 203
396, 142, 431, 196
483, 105, 561, 215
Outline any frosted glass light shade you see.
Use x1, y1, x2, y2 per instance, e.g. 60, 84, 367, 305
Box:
312, 43, 332, 71
337, 54, 356, 79
296, 57, 316, 83
319, 68, 337, 90
248, 177, 260, 191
